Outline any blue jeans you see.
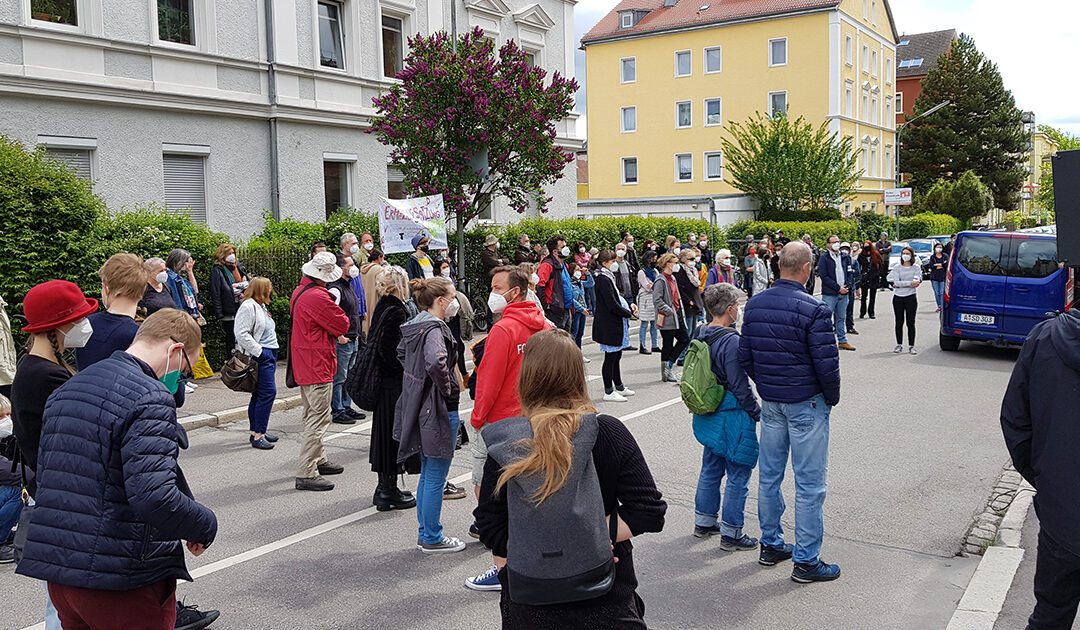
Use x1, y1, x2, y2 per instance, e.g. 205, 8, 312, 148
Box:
931, 280, 945, 307
0, 485, 22, 541
417, 412, 460, 545
331, 339, 358, 416
758, 393, 831, 565
584, 284, 596, 313
679, 313, 700, 359
639, 320, 658, 349
572, 312, 587, 347
821, 293, 849, 344
694, 448, 753, 537
248, 348, 278, 434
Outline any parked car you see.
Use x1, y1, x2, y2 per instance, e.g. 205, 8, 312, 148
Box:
889, 239, 935, 279
927, 234, 953, 247
939, 231, 1074, 351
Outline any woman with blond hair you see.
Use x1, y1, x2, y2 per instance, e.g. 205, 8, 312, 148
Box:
474, 329, 666, 628
234, 277, 279, 449
210, 243, 249, 352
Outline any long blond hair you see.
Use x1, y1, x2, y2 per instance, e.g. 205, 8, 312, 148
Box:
494, 329, 596, 504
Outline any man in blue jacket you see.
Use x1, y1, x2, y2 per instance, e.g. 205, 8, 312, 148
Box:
739, 241, 841, 584
18, 309, 218, 630
817, 234, 857, 351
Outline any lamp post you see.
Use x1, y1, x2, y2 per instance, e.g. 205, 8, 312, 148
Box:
894, 99, 950, 238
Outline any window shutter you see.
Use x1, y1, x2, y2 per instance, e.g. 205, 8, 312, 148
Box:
163, 154, 207, 223
45, 148, 92, 180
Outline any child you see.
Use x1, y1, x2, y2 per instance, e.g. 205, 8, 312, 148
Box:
0, 393, 22, 563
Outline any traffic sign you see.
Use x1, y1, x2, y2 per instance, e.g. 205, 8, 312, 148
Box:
884, 187, 913, 205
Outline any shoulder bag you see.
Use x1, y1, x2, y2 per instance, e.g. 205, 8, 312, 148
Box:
220, 304, 259, 393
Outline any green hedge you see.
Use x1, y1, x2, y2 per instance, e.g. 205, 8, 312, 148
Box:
898, 213, 966, 241
724, 219, 858, 248
757, 207, 842, 222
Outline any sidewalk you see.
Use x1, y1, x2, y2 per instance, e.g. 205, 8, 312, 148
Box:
993, 508, 1080, 630
180, 363, 301, 430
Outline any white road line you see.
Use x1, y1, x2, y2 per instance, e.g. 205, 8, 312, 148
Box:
618, 397, 684, 422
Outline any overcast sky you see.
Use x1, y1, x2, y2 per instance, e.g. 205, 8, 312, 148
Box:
573, 0, 1080, 137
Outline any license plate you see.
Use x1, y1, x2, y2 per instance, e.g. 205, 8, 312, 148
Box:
960, 313, 995, 325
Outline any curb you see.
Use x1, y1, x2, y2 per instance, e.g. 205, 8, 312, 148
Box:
179, 395, 304, 431
946, 481, 1035, 630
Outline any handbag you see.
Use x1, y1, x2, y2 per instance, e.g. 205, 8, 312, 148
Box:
221, 307, 259, 393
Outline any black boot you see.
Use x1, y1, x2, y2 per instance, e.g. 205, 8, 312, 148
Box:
373, 473, 416, 512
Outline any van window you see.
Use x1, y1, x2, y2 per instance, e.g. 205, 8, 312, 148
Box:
957, 236, 1005, 276
1012, 239, 1058, 278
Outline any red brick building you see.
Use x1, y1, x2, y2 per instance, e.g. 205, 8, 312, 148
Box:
895, 29, 955, 125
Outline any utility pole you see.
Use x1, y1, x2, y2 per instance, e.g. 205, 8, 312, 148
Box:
451, 4, 466, 293
894, 99, 950, 238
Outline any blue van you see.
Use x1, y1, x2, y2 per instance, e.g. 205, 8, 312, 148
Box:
940, 231, 1074, 350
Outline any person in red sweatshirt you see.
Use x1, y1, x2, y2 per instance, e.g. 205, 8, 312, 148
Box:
465, 264, 551, 592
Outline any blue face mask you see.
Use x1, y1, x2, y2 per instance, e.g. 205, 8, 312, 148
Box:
159, 344, 186, 394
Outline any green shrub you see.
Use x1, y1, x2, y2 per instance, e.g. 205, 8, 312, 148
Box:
757, 207, 842, 222
724, 219, 858, 249
898, 212, 966, 241
852, 210, 894, 242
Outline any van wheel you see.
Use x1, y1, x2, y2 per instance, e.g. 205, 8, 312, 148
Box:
939, 333, 961, 351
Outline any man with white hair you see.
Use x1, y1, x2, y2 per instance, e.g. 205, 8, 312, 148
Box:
340, 233, 368, 331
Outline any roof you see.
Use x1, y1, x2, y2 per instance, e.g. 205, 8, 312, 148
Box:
895, 29, 955, 78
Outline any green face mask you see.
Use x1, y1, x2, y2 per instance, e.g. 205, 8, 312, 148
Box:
159, 345, 184, 394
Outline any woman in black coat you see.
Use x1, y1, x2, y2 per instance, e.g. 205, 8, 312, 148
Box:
210, 243, 249, 352
366, 266, 420, 511
592, 250, 637, 402
857, 242, 885, 319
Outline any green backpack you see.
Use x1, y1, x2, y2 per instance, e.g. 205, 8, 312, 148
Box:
680, 335, 729, 415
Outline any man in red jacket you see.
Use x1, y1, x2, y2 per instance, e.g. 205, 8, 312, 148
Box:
465, 265, 551, 592
290, 252, 351, 491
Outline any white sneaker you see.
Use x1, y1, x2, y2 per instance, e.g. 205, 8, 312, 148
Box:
184, 383, 197, 394
617, 388, 636, 396
188, 382, 198, 389
909, 346, 918, 355
582, 355, 591, 363
420, 536, 466, 554
893, 345, 903, 354
603, 392, 628, 402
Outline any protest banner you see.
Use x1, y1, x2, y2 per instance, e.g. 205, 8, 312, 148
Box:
377, 194, 449, 254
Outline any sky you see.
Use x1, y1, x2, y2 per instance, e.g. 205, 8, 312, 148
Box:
572, 0, 1080, 138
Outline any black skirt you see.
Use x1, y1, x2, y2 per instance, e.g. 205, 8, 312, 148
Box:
368, 378, 420, 474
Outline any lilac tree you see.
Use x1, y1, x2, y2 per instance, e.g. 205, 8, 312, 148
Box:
367, 27, 578, 223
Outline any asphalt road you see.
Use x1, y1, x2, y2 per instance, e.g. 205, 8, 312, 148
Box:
2, 283, 1024, 630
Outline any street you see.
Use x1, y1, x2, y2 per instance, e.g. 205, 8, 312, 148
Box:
3, 284, 1028, 630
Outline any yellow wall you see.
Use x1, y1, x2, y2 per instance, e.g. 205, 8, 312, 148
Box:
577, 183, 590, 199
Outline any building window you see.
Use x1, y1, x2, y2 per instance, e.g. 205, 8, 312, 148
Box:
845, 36, 852, 65
769, 38, 787, 67
885, 146, 892, 179
871, 50, 878, 77
381, 15, 404, 78
886, 95, 892, 120
870, 201, 877, 214
862, 89, 869, 121
621, 157, 638, 185
621, 106, 636, 133
30, 0, 78, 26
898, 58, 924, 69
620, 57, 636, 83
899, 39, 910, 46
163, 153, 208, 223
845, 81, 853, 117
475, 193, 493, 221
387, 166, 406, 199
870, 145, 878, 177
157, 0, 193, 45
323, 161, 350, 219
886, 58, 892, 83
704, 98, 722, 126
317, 1, 344, 69
768, 91, 787, 117
862, 201, 868, 212
871, 94, 878, 124
524, 51, 536, 67
676, 101, 692, 128
871, 0, 877, 23
675, 50, 691, 77
895, 93, 902, 113
619, 11, 633, 29
863, 0, 868, 18
704, 151, 723, 181
43, 146, 93, 181
844, 201, 851, 216
861, 143, 868, 173
862, 45, 869, 73
704, 46, 722, 73
675, 153, 692, 182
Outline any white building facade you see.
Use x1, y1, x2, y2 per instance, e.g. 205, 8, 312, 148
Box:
0, 0, 581, 239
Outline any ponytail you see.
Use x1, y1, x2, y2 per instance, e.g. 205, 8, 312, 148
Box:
409, 276, 454, 310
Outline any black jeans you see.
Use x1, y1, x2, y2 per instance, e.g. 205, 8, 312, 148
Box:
860, 285, 877, 317
1029, 528, 1080, 629
660, 327, 690, 363
846, 289, 857, 331
602, 351, 624, 394
221, 318, 236, 353
893, 294, 917, 346
545, 308, 571, 332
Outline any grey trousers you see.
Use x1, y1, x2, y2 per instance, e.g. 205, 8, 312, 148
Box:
297, 382, 333, 478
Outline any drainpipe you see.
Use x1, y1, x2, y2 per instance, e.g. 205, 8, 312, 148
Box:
264, 0, 281, 220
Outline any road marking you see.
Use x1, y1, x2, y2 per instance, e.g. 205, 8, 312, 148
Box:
618, 397, 683, 422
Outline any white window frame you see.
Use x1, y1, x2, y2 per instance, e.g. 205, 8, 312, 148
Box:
621, 156, 639, 185
151, 0, 214, 52
620, 56, 636, 84
768, 37, 788, 67
620, 106, 637, 133
871, 201, 877, 214
870, 145, 878, 177
862, 89, 869, 121
845, 81, 853, 117
317, 0, 348, 72
379, 7, 411, 80
674, 49, 692, 77
323, 158, 354, 216
523, 48, 540, 68
885, 94, 892, 120
704, 46, 722, 74
862, 45, 869, 74
768, 90, 787, 117
871, 93, 878, 124
675, 100, 692, 129
162, 144, 211, 223
25, 0, 94, 34
38, 135, 97, 182
863, 0, 868, 18
703, 97, 722, 127
871, 0, 877, 23
704, 151, 723, 181
674, 153, 693, 183
844, 201, 852, 216
845, 35, 852, 66
885, 145, 892, 179
886, 58, 892, 84
619, 11, 633, 29
871, 49, 878, 77
896, 92, 902, 113
861, 142, 868, 173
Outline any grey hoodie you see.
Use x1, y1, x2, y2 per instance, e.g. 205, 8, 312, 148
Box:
393, 312, 460, 461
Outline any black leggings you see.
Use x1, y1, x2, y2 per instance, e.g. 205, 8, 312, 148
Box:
602, 351, 624, 393
221, 319, 236, 352
860, 285, 877, 317
660, 327, 690, 363
893, 294, 917, 346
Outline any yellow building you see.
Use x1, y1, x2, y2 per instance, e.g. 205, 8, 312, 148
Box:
1020, 130, 1058, 214
580, 0, 899, 222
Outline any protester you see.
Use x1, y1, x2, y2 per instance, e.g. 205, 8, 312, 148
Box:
356, 232, 376, 265
360, 248, 387, 334
514, 234, 540, 265
875, 232, 892, 291
568, 262, 590, 352
573, 241, 594, 310
593, 250, 637, 402
751, 246, 772, 295
887, 245, 921, 355
75, 253, 147, 370
636, 250, 661, 355
665, 235, 682, 255
310, 241, 328, 257
520, 262, 547, 318
802, 235, 820, 294
406, 235, 435, 280
739, 241, 841, 583
140, 257, 177, 317
340, 235, 369, 327
840, 243, 862, 337
743, 246, 758, 298
165, 249, 202, 323
928, 243, 948, 311
943, 234, 956, 257
620, 231, 640, 274
705, 249, 739, 288
613, 242, 636, 307
642, 238, 659, 256
858, 242, 884, 320
327, 253, 365, 425
692, 284, 760, 551
0, 394, 21, 563
775, 230, 791, 246
235, 277, 279, 450
769, 242, 782, 283
466, 265, 551, 592
209, 243, 249, 354
290, 251, 350, 491
697, 234, 714, 267
818, 235, 856, 351
0, 297, 12, 401
481, 234, 510, 278
474, 328, 666, 627
341, 232, 360, 262
1001, 308, 1080, 630
654, 253, 690, 383
17, 309, 217, 630
676, 249, 704, 364
536, 235, 574, 332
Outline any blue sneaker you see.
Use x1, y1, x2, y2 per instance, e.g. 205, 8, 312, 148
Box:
759, 543, 794, 566
791, 559, 841, 583
465, 565, 502, 592
720, 534, 759, 552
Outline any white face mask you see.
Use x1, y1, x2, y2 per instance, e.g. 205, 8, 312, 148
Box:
935, 247, 943, 254
488, 289, 514, 314
616, 249, 625, 258
579, 247, 586, 254
363, 242, 374, 251
573, 270, 582, 280
673, 248, 681, 256
560, 246, 571, 258
608, 262, 619, 272
671, 263, 681, 273
62, 318, 94, 349
225, 254, 237, 264
627, 239, 634, 246
442, 296, 460, 318
441, 268, 451, 278
0, 415, 11, 438
700, 240, 708, 247
695, 257, 701, 263
530, 273, 540, 285
349, 244, 360, 255
523, 240, 530, 248
831, 242, 841, 252
901, 253, 912, 262
722, 258, 731, 267
349, 265, 360, 278
155, 270, 169, 284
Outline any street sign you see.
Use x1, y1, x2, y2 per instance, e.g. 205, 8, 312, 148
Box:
884, 187, 913, 205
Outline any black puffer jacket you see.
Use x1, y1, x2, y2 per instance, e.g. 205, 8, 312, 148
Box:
210, 263, 247, 320
16, 351, 217, 591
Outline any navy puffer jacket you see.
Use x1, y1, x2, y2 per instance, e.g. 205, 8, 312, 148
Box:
16, 351, 217, 591
738, 279, 841, 406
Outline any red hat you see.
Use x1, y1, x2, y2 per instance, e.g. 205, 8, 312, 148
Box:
21, 280, 99, 333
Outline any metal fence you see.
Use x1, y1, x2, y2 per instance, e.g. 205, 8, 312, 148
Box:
236, 243, 309, 299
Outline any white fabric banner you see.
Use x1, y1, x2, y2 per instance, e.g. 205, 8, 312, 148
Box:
377, 194, 449, 254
